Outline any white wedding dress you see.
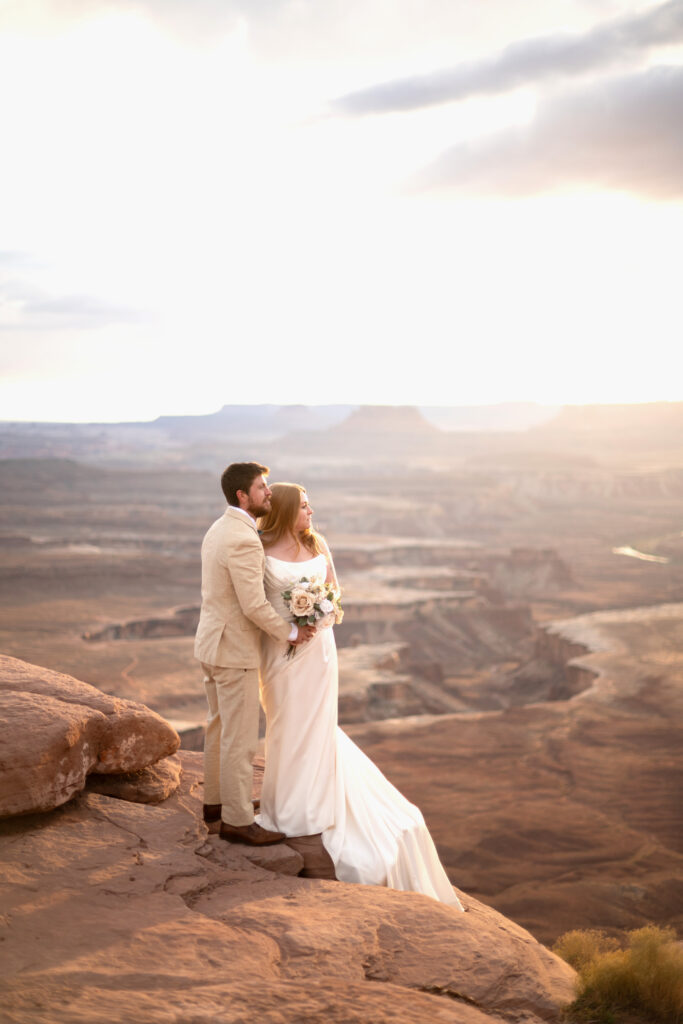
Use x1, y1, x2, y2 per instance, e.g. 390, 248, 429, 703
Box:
258, 553, 463, 908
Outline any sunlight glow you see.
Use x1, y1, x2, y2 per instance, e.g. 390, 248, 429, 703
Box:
0, 4, 681, 421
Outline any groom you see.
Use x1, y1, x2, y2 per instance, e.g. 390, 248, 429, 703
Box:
195, 461, 314, 846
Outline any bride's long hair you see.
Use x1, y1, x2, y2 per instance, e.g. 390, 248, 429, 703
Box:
258, 482, 323, 556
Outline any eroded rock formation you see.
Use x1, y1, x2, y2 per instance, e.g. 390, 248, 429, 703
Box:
0, 655, 180, 817
86, 753, 183, 804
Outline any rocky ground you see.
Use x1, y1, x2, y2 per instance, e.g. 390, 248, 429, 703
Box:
0, 705, 575, 1024
0, 806, 574, 1024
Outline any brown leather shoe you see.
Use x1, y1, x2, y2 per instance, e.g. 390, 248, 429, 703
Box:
219, 821, 286, 846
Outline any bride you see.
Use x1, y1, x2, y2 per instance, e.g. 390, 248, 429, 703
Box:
257, 482, 463, 909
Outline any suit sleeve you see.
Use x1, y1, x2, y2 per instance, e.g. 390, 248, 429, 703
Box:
222, 529, 293, 644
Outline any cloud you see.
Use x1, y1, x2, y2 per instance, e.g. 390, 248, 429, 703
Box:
331, 0, 683, 116
0, 267, 148, 331
410, 64, 683, 199
0, 0, 331, 46
0, 0, 244, 42
20, 295, 146, 325
0, 251, 40, 268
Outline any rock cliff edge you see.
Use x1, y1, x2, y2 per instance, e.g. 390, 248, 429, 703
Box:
0, 657, 575, 1024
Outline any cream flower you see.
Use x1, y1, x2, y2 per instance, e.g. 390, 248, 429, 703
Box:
290, 589, 316, 616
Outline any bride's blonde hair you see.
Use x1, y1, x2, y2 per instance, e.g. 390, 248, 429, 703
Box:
258, 482, 323, 556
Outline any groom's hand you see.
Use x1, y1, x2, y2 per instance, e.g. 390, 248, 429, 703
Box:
292, 624, 316, 644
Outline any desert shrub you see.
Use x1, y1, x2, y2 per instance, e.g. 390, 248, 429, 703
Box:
554, 924, 683, 1023
555, 929, 622, 973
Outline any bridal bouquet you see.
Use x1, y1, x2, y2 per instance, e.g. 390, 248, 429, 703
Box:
282, 573, 343, 657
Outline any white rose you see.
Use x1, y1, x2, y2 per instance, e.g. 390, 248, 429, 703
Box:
319, 598, 334, 615
290, 589, 316, 616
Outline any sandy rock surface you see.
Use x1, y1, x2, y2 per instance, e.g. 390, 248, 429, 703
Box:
0, 749, 574, 1024
86, 753, 183, 804
0, 655, 179, 817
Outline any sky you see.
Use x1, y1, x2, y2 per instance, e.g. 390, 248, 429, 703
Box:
0, 0, 682, 422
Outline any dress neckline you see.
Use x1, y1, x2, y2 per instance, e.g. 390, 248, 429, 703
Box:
265, 553, 325, 566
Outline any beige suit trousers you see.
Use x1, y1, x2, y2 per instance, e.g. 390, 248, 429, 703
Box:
201, 662, 260, 826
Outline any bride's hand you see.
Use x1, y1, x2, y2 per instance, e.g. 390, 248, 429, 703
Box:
292, 624, 316, 644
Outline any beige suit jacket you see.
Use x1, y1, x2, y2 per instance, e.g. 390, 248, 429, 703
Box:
194, 507, 292, 669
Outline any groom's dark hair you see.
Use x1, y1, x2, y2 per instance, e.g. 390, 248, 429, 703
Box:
221, 462, 270, 506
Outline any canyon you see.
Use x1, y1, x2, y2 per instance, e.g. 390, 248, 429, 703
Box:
1, 402, 682, 1020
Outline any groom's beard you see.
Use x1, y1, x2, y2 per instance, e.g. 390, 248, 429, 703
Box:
247, 497, 271, 518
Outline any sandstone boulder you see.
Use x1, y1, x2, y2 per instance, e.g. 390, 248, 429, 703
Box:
86, 753, 183, 804
0, 654, 179, 818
